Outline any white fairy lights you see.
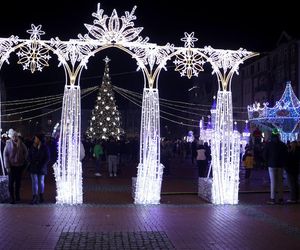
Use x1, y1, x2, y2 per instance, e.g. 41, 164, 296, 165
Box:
53, 85, 82, 204
86, 57, 123, 141
134, 88, 163, 204
0, 3, 257, 205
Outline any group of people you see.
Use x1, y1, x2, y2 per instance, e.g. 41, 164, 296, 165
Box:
3, 126, 299, 206
91, 137, 120, 177
242, 131, 299, 204
3, 129, 50, 204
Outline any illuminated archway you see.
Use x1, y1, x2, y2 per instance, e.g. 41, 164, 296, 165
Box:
0, 3, 258, 205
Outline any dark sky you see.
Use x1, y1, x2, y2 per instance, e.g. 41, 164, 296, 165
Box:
0, 0, 297, 104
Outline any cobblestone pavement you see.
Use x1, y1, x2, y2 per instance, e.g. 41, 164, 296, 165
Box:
0, 159, 299, 249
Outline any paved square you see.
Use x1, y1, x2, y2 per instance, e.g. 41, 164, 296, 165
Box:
55, 231, 175, 250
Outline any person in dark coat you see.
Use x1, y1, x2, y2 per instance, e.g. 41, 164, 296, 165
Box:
263, 131, 288, 204
27, 134, 50, 204
196, 140, 209, 177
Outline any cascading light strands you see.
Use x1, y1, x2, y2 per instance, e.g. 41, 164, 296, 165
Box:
134, 88, 163, 205
53, 85, 82, 204
211, 91, 240, 204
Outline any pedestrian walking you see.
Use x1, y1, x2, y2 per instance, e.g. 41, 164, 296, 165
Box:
93, 140, 103, 176
3, 129, 28, 204
242, 145, 254, 179
264, 130, 288, 205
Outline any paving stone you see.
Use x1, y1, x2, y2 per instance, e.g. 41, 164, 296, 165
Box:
55, 231, 175, 250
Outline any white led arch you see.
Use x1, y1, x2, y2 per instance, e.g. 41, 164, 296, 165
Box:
0, 3, 258, 205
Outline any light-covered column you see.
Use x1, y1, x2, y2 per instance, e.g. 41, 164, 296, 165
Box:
53, 85, 82, 204
211, 91, 240, 204
134, 88, 163, 204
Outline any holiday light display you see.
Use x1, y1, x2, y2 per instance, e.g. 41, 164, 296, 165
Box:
134, 88, 163, 204
0, 93, 4, 176
86, 57, 123, 141
0, 3, 258, 205
248, 82, 300, 143
53, 85, 82, 204
199, 97, 216, 145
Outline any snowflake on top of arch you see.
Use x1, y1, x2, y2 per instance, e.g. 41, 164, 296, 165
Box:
173, 32, 205, 79
181, 32, 198, 47
82, 3, 149, 45
16, 24, 51, 73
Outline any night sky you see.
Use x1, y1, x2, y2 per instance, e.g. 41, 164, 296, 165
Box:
0, 0, 297, 106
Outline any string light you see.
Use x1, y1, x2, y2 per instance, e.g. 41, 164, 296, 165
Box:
114, 86, 249, 126
1, 87, 98, 123
53, 85, 82, 204
134, 88, 163, 204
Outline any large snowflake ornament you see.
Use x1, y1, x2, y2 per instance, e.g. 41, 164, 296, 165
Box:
16, 24, 51, 73
173, 32, 205, 78
82, 3, 148, 44
174, 49, 205, 78
17, 41, 51, 73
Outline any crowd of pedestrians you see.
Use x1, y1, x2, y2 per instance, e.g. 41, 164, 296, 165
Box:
1, 127, 299, 206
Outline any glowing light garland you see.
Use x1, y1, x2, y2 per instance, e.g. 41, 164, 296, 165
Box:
248, 81, 300, 142
0, 92, 4, 176
0, 3, 257, 205
53, 85, 82, 204
134, 88, 163, 204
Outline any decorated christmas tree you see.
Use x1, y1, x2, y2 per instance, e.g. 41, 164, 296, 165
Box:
86, 57, 123, 141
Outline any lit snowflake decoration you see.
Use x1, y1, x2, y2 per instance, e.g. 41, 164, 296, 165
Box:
174, 49, 205, 78
173, 32, 205, 78
17, 41, 51, 73
181, 32, 198, 48
16, 24, 51, 73
27, 24, 45, 40
83, 3, 149, 44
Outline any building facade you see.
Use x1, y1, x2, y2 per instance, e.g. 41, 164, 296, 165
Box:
233, 32, 300, 124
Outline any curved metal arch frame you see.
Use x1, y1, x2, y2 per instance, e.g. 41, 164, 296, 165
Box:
0, 40, 70, 79
153, 47, 257, 91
